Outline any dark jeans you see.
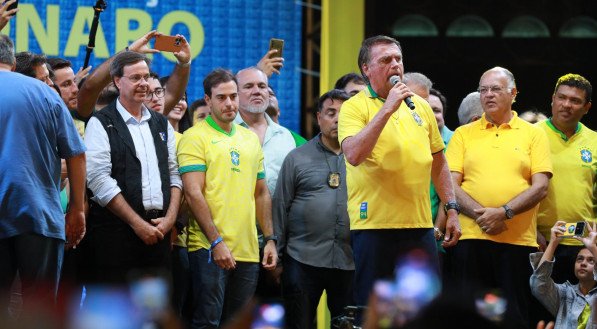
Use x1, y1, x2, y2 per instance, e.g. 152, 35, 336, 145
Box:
188, 248, 259, 329
351, 228, 439, 309
0, 234, 64, 312
448, 239, 535, 329
281, 255, 354, 329
172, 245, 192, 327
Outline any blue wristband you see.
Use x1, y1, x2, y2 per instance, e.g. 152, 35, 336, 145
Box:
208, 236, 223, 264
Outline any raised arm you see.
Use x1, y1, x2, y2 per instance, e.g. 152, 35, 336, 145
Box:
77, 30, 160, 117
162, 34, 191, 115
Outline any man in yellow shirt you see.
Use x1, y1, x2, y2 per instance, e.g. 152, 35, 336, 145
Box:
337, 35, 461, 312
446, 67, 553, 329
178, 69, 277, 327
536, 74, 595, 285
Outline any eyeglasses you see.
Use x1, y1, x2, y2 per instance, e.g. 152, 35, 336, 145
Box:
122, 74, 151, 84
146, 87, 165, 100
478, 85, 509, 95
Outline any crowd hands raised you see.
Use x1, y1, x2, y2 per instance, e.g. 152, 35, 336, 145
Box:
1, 9, 596, 329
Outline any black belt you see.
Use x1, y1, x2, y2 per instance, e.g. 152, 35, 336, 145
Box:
143, 209, 164, 220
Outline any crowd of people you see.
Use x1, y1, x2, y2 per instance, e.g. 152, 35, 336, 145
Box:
1, 2, 596, 329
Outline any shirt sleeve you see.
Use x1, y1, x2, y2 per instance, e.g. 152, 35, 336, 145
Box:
85, 117, 121, 206
178, 129, 207, 174
257, 144, 266, 180
529, 252, 561, 317
445, 127, 465, 174
530, 126, 553, 176
338, 98, 367, 145
272, 152, 296, 260
167, 122, 182, 189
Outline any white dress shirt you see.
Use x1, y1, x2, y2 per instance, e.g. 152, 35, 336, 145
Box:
85, 99, 182, 210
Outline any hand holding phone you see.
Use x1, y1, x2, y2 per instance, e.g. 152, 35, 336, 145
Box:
154, 35, 183, 53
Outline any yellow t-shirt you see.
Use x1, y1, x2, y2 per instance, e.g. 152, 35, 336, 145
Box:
537, 120, 597, 246
446, 112, 552, 247
337, 86, 445, 230
177, 116, 265, 262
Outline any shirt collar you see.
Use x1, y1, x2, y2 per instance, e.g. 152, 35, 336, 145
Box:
315, 133, 342, 155
206, 115, 236, 136
116, 98, 151, 123
546, 118, 581, 141
233, 112, 285, 135
479, 111, 521, 129
366, 84, 384, 102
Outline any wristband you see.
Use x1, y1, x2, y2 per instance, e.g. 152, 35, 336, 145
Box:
208, 236, 223, 264
177, 59, 191, 67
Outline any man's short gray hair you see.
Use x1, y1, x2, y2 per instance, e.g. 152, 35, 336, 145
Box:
458, 91, 484, 125
403, 72, 433, 92
0, 35, 15, 67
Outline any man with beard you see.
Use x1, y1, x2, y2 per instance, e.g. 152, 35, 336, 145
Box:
178, 68, 277, 327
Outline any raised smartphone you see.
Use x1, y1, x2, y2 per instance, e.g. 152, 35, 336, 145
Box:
269, 38, 284, 59
561, 221, 587, 238
154, 35, 182, 52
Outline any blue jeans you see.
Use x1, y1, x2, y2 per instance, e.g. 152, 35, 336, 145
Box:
351, 228, 438, 310
189, 248, 259, 329
0, 233, 64, 311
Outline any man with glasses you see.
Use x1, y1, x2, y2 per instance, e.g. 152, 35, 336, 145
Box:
144, 72, 166, 113
446, 67, 552, 328
82, 36, 191, 286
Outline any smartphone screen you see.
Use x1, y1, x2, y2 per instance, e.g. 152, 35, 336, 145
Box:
269, 38, 284, 58
154, 35, 182, 53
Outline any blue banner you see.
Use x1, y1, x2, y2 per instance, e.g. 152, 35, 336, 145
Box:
3, 0, 303, 131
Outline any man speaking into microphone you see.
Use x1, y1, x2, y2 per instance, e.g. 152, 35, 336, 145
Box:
338, 35, 462, 310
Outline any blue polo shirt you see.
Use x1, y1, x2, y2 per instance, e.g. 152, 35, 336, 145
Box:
0, 72, 86, 240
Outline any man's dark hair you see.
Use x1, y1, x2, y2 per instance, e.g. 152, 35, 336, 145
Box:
190, 98, 207, 110
109, 51, 150, 78
15, 52, 47, 78
554, 73, 592, 103
150, 71, 160, 80
0, 35, 15, 67
46, 57, 72, 71
357, 35, 401, 82
430, 88, 448, 114
316, 89, 350, 113
334, 73, 366, 90
203, 68, 237, 97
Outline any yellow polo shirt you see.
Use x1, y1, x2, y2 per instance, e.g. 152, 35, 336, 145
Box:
177, 116, 265, 262
537, 120, 597, 246
338, 86, 445, 230
446, 112, 552, 247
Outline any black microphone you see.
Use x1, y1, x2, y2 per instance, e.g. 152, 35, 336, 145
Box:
389, 75, 415, 110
